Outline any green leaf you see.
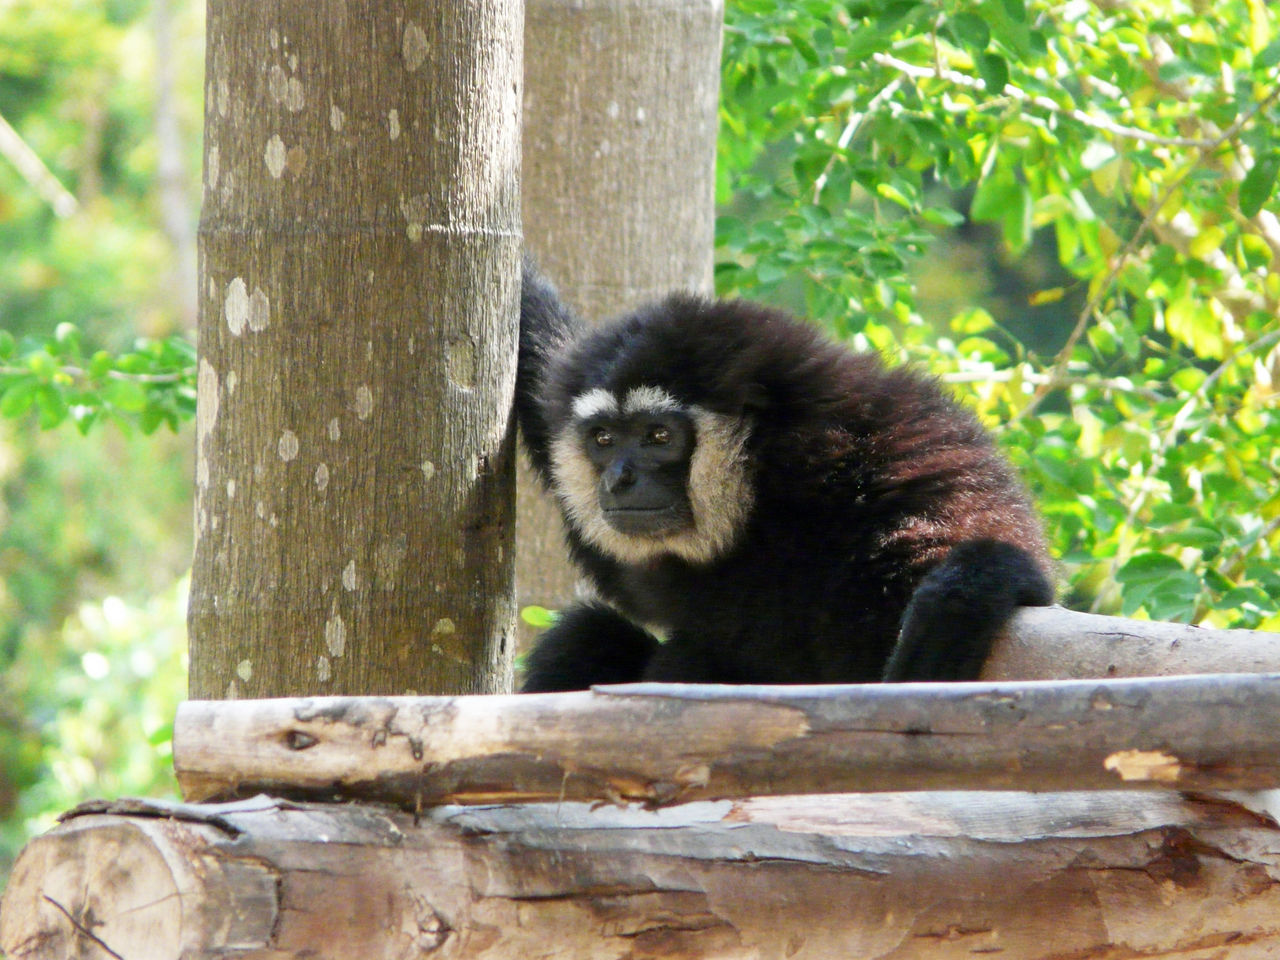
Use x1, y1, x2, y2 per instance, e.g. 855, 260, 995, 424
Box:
950, 12, 991, 50
920, 205, 964, 226
1001, 181, 1033, 253
876, 182, 913, 209
1116, 553, 1202, 620
103, 378, 148, 413
971, 170, 1017, 223
951, 307, 995, 334
1256, 38, 1280, 70
35, 385, 68, 429
1000, 0, 1026, 23
88, 350, 113, 379
0, 381, 37, 418
977, 52, 1008, 92
520, 605, 558, 629
27, 351, 56, 379
0, 330, 15, 359
1239, 153, 1280, 218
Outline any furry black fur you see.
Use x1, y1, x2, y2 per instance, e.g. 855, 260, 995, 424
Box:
517, 259, 1053, 691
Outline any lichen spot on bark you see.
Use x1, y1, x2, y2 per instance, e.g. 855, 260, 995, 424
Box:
224, 278, 249, 335
236, 659, 252, 681
325, 614, 346, 657
249, 287, 270, 332
354, 386, 374, 420
342, 561, 359, 591
388, 109, 401, 140
328, 417, 341, 441
317, 656, 331, 682
315, 463, 330, 491
278, 430, 300, 461
402, 21, 429, 71
208, 145, 220, 189
330, 103, 345, 132
446, 337, 477, 390
196, 359, 220, 489
421, 460, 435, 482
265, 134, 287, 178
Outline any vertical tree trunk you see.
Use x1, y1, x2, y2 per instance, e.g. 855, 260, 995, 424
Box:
153, 0, 198, 330
190, 1, 522, 699
516, 0, 723, 626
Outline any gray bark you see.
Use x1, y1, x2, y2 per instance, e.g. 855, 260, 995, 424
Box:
173, 670, 1280, 807
5, 792, 1280, 959
983, 604, 1280, 679
516, 0, 723, 632
189, 0, 522, 698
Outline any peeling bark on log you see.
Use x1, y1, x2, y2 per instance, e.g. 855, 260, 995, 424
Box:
174, 673, 1280, 807
984, 605, 1280, 680
5, 793, 1280, 959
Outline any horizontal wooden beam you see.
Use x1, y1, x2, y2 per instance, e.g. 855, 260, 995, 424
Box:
7, 792, 1280, 959
175, 672, 1280, 807
984, 605, 1280, 680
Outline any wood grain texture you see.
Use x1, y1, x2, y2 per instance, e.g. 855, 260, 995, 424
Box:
189, 0, 521, 698
174, 670, 1280, 807
5, 793, 1280, 959
516, 0, 723, 636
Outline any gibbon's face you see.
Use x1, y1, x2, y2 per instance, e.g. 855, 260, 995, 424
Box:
548, 385, 755, 566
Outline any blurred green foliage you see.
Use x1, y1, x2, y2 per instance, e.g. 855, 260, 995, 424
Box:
0, 0, 200, 882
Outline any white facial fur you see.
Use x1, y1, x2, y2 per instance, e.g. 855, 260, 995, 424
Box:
549, 386, 754, 565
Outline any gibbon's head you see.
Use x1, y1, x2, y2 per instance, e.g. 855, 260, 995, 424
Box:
548, 379, 754, 566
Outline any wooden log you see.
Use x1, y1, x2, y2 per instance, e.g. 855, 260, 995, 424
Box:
174, 672, 1280, 807
5, 792, 1280, 959
984, 605, 1280, 680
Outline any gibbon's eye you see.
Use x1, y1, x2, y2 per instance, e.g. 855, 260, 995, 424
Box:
592, 428, 615, 447
645, 425, 671, 445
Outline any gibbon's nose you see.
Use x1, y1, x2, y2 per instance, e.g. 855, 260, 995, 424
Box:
602, 458, 636, 493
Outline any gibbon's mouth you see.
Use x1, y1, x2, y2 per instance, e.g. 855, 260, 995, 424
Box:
602, 505, 693, 537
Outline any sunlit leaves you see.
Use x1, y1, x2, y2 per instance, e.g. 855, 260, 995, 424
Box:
1240, 152, 1280, 217
717, 0, 1280, 628
0, 325, 196, 434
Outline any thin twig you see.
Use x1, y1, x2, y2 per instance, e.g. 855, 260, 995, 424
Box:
871, 52, 1217, 148
0, 111, 79, 217
0, 364, 192, 385
812, 77, 903, 203
940, 368, 1167, 402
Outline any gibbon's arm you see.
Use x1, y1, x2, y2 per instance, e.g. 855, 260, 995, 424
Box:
516, 257, 582, 481
520, 603, 660, 692
882, 539, 1054, 682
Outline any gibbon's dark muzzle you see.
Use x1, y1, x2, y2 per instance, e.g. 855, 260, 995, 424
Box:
598, 456, 693, 535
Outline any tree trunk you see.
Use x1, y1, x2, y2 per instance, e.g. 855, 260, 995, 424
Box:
189, 0, 522, 698
152, 0, 198, 331
6, 792, 1280, 959
516, 0, 723, 631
